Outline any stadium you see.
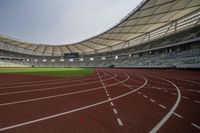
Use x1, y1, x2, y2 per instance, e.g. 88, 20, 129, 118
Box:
0, 0, 200, 132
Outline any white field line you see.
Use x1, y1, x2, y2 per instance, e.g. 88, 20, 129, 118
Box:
0, 74, 122, 106
0, 73, 108, 90
149, 75, 181, 133
0, 74, 117, 96
0, 71, 147, 132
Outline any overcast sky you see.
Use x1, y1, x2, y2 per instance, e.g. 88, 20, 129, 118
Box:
0, 0, 142, 45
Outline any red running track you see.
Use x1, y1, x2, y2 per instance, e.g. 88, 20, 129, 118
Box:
0, 68, 199, 133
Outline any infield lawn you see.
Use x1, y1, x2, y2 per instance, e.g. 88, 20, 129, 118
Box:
0, 68, 95, 77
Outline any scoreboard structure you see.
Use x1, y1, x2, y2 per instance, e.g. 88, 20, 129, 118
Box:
64, 53, 79, 58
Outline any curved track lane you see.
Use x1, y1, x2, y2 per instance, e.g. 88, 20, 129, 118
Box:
0, 69, 199, 133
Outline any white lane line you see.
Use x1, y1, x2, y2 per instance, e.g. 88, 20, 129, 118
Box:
97, 70, 123, 127
191, 123, 200, 130
171, 93, 177, 95
0, 74, 107, 90
0, 75, 121, 107
194, 100, 200, 104
163, 90, 168, 93
117, 118, 123, 126
182, 96, 189, 99
0, 74, 117, 96
138, 92, 142, 94
149, 75, 181, 133
159, 104, 167, 109
143, 95, 148, 98
0, 72, 147, 131
113, 108, 118, 114
187, 89, 200, 93
173, 113, 183, 119
0, 72, 103, 87
110, 102, 114, 107
150, 99, 156, 103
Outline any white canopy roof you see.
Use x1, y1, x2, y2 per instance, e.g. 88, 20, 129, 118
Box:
0, 0, 200, 56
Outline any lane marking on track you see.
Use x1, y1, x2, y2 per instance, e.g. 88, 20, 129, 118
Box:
149, 75, 181, 133
171, 93, 177, 95
187, 89, 200, 93
182, 96, 189, 99
0, 71, 147, 131
150, 99, 156, 103
138, 92, 141, 94
139, 92, 167, 110
0, 73, 107, 90
163, 90, 168, 93
194, 100, 200, 104
0, 74, 117, 96
0, 71, 104, 87
0, 74, 121, 107
143, 95, 148, 98
110, 102, 114, 106
191, 123, 200, 130
97, 70, 123, 127
177, 78, 200, 86
158, 104, 167, 109
113, 108, 118, 114
117, 118, 123, 126
173, 113, 183, 119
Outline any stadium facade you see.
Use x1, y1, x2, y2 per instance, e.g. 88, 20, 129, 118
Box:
0, 0, 200, 68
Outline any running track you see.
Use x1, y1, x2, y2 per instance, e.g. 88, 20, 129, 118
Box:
0, 68, 199, 133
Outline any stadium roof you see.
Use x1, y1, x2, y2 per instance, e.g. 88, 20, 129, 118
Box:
0, 0, 200, 56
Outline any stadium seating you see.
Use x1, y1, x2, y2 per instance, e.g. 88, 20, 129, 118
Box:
0, 26, 200, 68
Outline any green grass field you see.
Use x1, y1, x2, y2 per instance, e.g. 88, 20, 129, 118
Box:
0, 68, 95, 77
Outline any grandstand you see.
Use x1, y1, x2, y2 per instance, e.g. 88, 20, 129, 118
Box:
0, 0, 200, 69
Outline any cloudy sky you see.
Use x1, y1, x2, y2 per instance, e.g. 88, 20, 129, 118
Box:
0, 0, 142, 45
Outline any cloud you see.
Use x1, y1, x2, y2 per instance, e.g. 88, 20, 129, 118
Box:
0, 0, 142, 45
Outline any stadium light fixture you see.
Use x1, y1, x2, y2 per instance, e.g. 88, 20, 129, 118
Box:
69, 59, 74, 62
79, 58, 84, 61
60, 59, 64, 62
90, 58, 94, 61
